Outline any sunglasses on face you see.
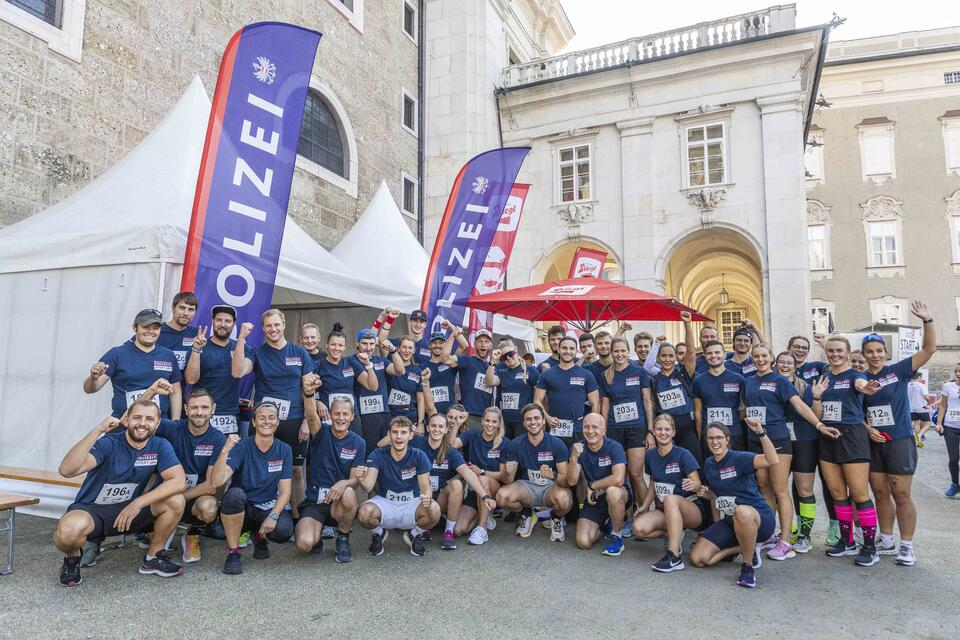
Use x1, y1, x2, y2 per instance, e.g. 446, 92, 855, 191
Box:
500, 351, 517, 362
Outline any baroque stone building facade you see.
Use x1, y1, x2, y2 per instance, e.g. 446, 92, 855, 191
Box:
0, 0, 421, 248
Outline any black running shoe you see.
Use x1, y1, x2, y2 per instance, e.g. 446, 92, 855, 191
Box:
825, 540, 858, 557
404, 530, 427, 557
420, 529, 433, 542
253, 534, 270, 559
369, 530, 388, 556
855, 544, 879, 567
202, 518, 226, 540
311, 539, 324, 555
138, 550, 184, 578
335, 534, 353, 563
651, 551, 685, 573
59, 556, 82, 587
223, 549, 242, 575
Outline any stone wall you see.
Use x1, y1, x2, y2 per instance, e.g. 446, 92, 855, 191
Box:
0, 0, 420, 248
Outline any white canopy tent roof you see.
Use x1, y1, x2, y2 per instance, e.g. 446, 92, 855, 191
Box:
332, 181, 534, 341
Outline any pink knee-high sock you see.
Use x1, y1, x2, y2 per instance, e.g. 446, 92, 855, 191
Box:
856, 501, 877, 547
835, 500, 854, 545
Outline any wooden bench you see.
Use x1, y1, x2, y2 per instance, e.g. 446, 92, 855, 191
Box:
0, 492, 40, 574
0, 466, 84, 489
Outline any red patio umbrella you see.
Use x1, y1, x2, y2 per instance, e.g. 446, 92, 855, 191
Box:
467, 277, 711, 332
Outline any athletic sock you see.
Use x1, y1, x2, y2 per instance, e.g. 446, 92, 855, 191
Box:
372, 525, 384, 536
856, 501, 877, 547
879, 532, 894, 547
444, 519, 456, 533
145, 554, 156, 561
835, 500, 854, 545
901, 540, 913, 550
337, 529, 350, 537
410, 525, 426, 538
228, 547, 240, 554
798, 495, 817, 537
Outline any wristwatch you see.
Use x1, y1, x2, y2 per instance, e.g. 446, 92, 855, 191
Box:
268, 512, 280, 521
757, 429, 768, 438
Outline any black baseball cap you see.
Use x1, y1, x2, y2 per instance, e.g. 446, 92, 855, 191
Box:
134, 308, 163, 326
733, 327, 753, 339
410, 310, 427, 321
211, 304, 237, 320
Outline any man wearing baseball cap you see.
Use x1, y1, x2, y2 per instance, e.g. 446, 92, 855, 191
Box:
84, 308, 183, 419
725, 321, 764, 378
184, 305, 241, 435
449, 326, 496, 431
351, 327, 402, 453
425, 330, 460, 416
376, 308, 433, 365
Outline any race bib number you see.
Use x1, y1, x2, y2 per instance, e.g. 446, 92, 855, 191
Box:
654, 481, 675, 502
211, 414, 238, 434
821, 401, 842, 423
184, 474, 199, 490
474, 373, 493, 393
94, 483, 137, 505
658, 388, 685, 410
386, 490, 414, 503
501, 392, 520, 410
786, 422, 796, 441
328, 393, 353, 409
254, 499, 277, 511
315, 487, 329, 503
707, 407, 732, 426
715, 495, 737, 517
553, 419, 573, 438
388, 389, 411, 407
173, 350, 188, 370
261, 396, 291, 420
746, 406, 766, 425
360, 395, 385, 415
431, 386, 449, 404
866, 404, 894, 428
947, 408, 960, 423
429, 476, 439, 491
125, 389, 161, 409
527, 469, 551, 486
613, 402, 639, 423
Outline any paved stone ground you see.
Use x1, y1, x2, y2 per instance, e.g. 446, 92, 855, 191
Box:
2, 437, 959, 640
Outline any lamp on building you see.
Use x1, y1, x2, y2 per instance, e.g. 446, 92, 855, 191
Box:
718, 272, 730, 306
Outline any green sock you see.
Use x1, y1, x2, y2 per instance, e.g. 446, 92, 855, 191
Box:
798, 496, 816, 538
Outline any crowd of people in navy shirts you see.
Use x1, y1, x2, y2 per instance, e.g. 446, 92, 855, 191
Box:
52, 290, 958, 589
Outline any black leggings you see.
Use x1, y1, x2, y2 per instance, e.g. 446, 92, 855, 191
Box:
945, 427, 960, 485
670, 413, 703, 465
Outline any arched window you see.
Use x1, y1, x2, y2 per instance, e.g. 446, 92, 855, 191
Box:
298, 90, 346, 178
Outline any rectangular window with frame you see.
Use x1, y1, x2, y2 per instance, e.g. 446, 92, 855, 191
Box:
558, 144, 591, 203
718, 308, 745, 348
868, 220, 900, 266
945, 71, 960, 85
6, 0, 60, 26
811, 306, 831, 335
401, 174, 417, 217
685, 123, 726, 187
808, 225, 827, 270
402, 90, 417, 135
402, 0, 416, 40
872, 301, 904, 324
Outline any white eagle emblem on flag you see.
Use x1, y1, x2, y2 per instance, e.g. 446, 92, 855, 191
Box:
253, 56, 276, 84
472, 175, 489, 194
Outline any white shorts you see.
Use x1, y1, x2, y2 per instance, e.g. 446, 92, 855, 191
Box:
365, 495, 419, 530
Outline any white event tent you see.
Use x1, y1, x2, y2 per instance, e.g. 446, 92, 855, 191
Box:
0, 77, 525, 514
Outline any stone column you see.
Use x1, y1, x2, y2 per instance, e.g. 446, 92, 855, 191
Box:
757, 93, 810, 348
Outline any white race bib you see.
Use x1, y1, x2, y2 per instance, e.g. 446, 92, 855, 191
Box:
429, 476, 439, 491
821, 401, 842, 423
315, 487, 330, 503
786, 422, 796, 441
553, 419, 573, 438
94, 482, 137, 505
947, 408, 960, 424
654, 481, 675, 502
388, 389, 411, 407
359, 395, 385, 415
125, 389, 161, 409
707, 407, 732, 426
254, 499, 277, 511
474, 372, 493, 393
431, 386, 449, 403
866, 404, 895, 428
173, 350, 188, 370
386, 490, 414, 503
328, 393, 354, 409
210, 414, 238, 434
746, 406, 766, 425
261, 396, 291, 420
184, 474, 199, 490
501, 392, 520, 410
658, 388, 685, 410
526, 469, 551, 486
613, 401, 639, 423
715, 495, 737, 517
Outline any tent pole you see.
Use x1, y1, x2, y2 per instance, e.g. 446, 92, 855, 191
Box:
156, 262, 166, 311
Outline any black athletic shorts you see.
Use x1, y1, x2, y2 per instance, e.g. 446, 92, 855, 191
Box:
791, 439, 819, 474
869, 436, 918, 476
579, 486, 632, 526
655, 495, 714, 532
819, 423, 870, 465
607, 427, 648, 451
910, 412, 929, 422
297, 501, 335, 526
504, 421, 523, 440
747, 436, 793, 456
701, 506, 775, 551
251, 418, 307, 464
68, 502, 154, 542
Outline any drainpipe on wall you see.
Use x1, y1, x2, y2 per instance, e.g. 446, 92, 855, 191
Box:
417, 0, 426, 244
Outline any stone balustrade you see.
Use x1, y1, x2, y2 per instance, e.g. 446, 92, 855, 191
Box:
500, 4, 797, 89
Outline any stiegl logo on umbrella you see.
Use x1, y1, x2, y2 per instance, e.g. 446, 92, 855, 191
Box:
539, 285, 595, 296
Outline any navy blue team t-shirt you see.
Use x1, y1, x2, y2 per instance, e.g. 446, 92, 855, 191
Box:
645, 444, 700, 504
425, 361, 457, 415
245, 342, 312, 420
351, 355, 390, 417
158, 323, 199, 372
501, 433, 569, 484
305, 424, 366, 502
387, 363, 424, 419
652, 367, 695, 417
692, 369, 746, 436
99, 342, 182, 418
576, 437, 627, 486
226, 437, 293, 507
535, 364, 599, 436
71, 433, 180, 508
365, 446, 431, 500
702, 449, 770, 514
495, 363, 539, 423
598, 364, 650, 429
459, 429, 509, 472
725, 356, 757, 378
457, 355, 495, 416
196, 339, 240, 417
819, 368, 868, 426
798, 360, 826, 382
411, 435, 466, 493
743, 371, 798, 442
313, 356, 362, 410
156, 419, 226, 490
863, 357, 916, 440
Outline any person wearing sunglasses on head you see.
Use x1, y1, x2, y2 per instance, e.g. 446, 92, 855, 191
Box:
486, 341, 540, 439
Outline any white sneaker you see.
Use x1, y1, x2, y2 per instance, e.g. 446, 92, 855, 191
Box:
895, 544, 916, 566
876, 539, 897, 556
549, 517, 565, 542
486, 515, 496, 531
468, 527, 489, 545
321, 525, 336, 539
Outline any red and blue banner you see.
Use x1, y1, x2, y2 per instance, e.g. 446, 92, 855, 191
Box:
421, 148, 531, 335
181, 22, 322, 345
